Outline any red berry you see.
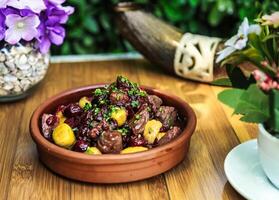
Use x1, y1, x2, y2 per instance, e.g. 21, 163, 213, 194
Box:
46, 115, 58, 126
73, 140, 89, 152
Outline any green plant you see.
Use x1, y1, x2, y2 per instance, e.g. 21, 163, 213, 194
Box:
52, 0, 279, 55
216, 12, 279, 134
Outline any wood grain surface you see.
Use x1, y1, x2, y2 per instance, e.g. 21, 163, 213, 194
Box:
0, 59, 257, 200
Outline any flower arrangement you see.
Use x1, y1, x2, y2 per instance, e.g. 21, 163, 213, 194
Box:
216, 12, 279, 135
0, 0, 74, 53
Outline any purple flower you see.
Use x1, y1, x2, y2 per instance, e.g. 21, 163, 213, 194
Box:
1, 7, 35, 17
5, 14, 40, 44
0, 0, 74, 53
37, 2, 74, 53
7, 0, 46, 13
38, 23, 65, 53
0, 10, 5, 40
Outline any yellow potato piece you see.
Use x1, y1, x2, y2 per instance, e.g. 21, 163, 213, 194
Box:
121, 146, 148, 154
79, 96, 91, 109
85, 147, 102, 155
52, 123, 76, 148
111, 107, 127, 127
56, 111, 66, 124
144, 120, 162, 144
156, 132, 166, 141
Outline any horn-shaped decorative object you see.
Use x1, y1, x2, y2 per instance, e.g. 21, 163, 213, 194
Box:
114, 2, 233, 83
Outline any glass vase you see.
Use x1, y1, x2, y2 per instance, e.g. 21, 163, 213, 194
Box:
0, 42, 49, 102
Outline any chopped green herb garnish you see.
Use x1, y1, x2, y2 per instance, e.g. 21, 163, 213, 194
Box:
94, 88, 103, 96
131, 100, 139, 108
84, 103, 92, 111
118, 127, 129, 136
109, 105, 118, 114
99, 99, 108, 105
94, 107, 100, 115
88, 121, 94, 129
135, 114, 141, 120
121, 77, 126, 83
139, 90, 147, 97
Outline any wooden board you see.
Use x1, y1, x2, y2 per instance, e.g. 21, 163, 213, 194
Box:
0, 59, 256, 200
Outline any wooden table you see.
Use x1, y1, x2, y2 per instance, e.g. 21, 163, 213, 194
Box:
0, 59, 257, 200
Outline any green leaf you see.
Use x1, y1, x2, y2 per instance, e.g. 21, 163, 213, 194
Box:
208, 4, 224, 26
218, 84, 270, 124
218, 88, 244, 108
84, 17, 99, 33
240, 111, 269, 123
234, 84, 269, 123
189, 0, 199, 7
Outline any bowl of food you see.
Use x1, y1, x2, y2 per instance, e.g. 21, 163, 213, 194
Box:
30, 76, 196, 183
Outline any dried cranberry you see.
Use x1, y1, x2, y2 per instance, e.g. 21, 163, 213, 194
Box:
73, 140, 89, 152
79, 126, 89, 136
129, 135, 147, 146
46, 115, 58, 126
82, 111, 93, 122
64, 117, 78, 128
63, 103, 83, 118
159, 125, 169, 132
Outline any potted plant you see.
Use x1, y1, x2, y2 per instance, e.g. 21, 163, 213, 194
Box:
0, 0, 74, 102
216, 12, 279, 188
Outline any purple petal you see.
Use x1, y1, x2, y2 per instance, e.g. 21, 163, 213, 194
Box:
60, 5, 74, 15
39, 37, 51, 53
48, 0, 66, 5
1, 7, 19, 16
0, 9, 6, 39
22, 27, 39, 41
25, 15, 40, 27
5, 28, 21, 44
20, 9, 36, 17
7, 0, 46, 13
49, 26, 65, 45
5, 14, 22, 27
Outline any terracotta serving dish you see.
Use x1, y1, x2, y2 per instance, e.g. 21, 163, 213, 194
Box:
30, 84, 196, 183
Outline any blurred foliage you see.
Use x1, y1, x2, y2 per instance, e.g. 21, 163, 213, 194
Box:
52, 0, 279, 55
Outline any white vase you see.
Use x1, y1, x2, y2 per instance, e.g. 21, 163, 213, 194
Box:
258, 123, 279, 188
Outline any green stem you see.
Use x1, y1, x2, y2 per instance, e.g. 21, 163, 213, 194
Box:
268, 90, 279, 134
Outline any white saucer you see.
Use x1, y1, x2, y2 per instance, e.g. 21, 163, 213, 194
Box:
224, 139, 279, 200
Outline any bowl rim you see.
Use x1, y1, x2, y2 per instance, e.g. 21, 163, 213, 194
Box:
30, 84, 197, 165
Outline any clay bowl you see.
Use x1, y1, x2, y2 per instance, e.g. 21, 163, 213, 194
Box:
30, 84, 196, 183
